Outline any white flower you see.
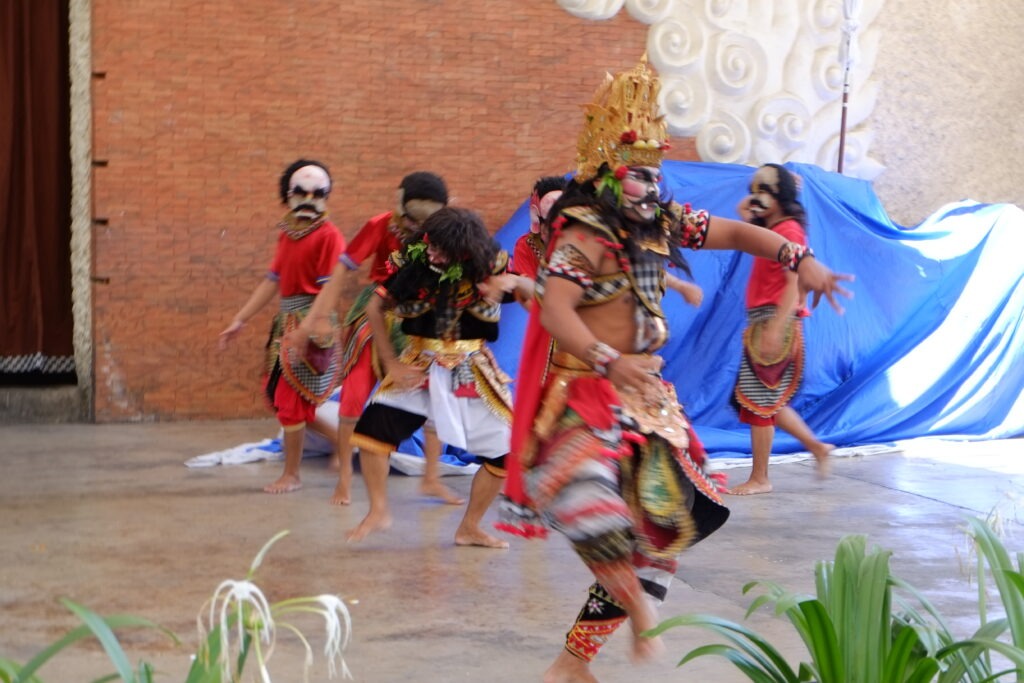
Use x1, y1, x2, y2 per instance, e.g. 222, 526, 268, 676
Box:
272, 594, 354, 681
199, 579, 276, 683
193, 531, 355, 681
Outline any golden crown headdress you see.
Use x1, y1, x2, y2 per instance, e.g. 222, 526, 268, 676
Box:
575, 54, 670, 182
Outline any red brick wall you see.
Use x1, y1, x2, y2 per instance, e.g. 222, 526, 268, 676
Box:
90, 0, 698, 421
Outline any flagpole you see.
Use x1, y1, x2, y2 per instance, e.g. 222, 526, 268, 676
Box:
838, 54, 850, 174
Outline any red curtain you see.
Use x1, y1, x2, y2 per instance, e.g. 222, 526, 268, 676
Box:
0, 0, 75, 385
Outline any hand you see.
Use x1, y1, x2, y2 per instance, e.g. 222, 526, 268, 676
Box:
280, 326, 311, 361
218, 320, 244, 351
681, 282, 703, 307
665, 275, 703, 307
606, 354, 664, 396
796, 258, 854, 314
736, 196, 755, 223
477, 273, 518, 303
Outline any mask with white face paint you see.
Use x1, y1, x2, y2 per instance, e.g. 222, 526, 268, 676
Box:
286, 165, 331, 220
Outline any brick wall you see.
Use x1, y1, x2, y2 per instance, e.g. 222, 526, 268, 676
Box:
90, 0, 697, 421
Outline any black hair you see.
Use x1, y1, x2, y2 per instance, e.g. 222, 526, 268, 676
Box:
757, 163, 808, 230
548, 165, 692, 277
533, 175, 567, 198
278, 159, 331, 204
385, 207, 499, 314
399, 171, 449, 205
422, 207, 497, 285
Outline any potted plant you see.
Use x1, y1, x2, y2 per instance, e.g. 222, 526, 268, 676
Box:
648, 516, 1024, 682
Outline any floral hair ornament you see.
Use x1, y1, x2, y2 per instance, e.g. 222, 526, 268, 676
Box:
575, 53, 670, 183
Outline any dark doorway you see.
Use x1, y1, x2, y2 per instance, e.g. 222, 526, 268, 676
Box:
1, 1, 76, 387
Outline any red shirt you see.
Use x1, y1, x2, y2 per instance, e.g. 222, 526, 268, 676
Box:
268, 221, 345, 296
511, 232, 543, 279
745, 218, 808, 313
339, 211, 404, 285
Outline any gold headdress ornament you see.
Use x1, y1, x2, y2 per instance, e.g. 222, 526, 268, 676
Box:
575, 54, 670, 183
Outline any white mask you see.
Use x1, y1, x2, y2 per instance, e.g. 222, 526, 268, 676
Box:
286, 165, 331, 220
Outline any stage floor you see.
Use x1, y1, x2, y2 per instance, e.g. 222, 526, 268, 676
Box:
1, 420, 1021, 682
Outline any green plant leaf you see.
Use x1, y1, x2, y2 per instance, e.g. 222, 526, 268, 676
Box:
966, 517, 1024, 649
903, 657, 940, 683
882, 623, 923, 682
0, 659, 28, 683
795, 600, 841, 683
936, 618, 1008, 682
12, 611, 173, 683
59, 599, 136, 682
247, 529, 290, 579
679, 643, 790, 682
652, 613, 798, 681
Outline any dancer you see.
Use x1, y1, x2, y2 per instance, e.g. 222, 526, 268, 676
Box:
728, 163, 835, 495
510, 175, 566, 279
348, 206, 531, 546
219, 159, 345, 494
498, 57, 852, 680
285, 172, 462, 506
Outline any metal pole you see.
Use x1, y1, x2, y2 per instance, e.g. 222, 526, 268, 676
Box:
837, 43, 851, 174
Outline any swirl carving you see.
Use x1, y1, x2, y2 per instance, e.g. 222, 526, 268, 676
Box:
696, 111, 751, 164
707, 32, 767, 97
659, 74, 711, 136
647, 17, 704, 75
557, 0, 624, 20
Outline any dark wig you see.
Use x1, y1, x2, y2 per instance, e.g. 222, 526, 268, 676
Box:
756, 163, 808, 230
399, 171, 449, 204
278, 159, 331, 204
533, 175, 567, 198
385, 207, 499, 307
422, 207, 498, 285
548, 165, 692, 277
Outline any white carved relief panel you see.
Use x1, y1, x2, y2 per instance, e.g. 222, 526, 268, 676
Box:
557, 0, 885, 180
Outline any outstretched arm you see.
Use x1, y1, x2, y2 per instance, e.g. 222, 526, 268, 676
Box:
218, 277, 277, 350
704, 216, 853, 313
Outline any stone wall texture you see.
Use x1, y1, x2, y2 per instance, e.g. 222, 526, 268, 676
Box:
871, 0, 1023, 225
82, 0, 1021, 421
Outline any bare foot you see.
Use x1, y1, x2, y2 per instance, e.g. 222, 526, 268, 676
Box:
628, 597, 664, 664
812, 443, 835, 478
263, 474, 302, 494
420, 478, 465, 505
726, 479, 773, 495
326, 454, 341, 472
454, 526, 509, 549
329, 482, 351, 506
543, 650, 599, 683
631, 632, 664, 664
346, 511, 392, 542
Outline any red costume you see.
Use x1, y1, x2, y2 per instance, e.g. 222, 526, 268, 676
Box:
733, 217, 809, 426
335, 211, 407, 419
264, 218, 346, 426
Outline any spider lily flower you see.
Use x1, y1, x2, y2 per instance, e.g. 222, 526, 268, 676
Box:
198, 578, 276, 682
272, 594, 354, 681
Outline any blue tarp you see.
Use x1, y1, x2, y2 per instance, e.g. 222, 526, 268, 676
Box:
490, 161, 1024, 458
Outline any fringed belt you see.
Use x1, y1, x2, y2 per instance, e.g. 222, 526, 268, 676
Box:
402, 336, 485, 370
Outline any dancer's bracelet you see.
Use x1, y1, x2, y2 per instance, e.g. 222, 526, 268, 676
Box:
585, 341, 622, 376
777, 242, 814, 272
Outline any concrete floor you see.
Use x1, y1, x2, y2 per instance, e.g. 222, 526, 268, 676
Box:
1, 420, 1022, 682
